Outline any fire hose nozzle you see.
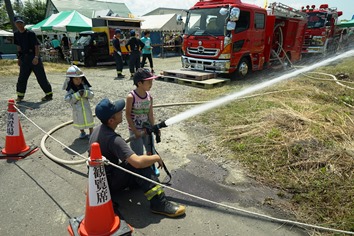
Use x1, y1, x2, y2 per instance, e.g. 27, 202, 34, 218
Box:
152, 121, 167, 143
144, 121, 167, 143
152, 121, 167, 133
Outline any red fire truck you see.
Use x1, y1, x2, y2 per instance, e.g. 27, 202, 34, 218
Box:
180, 0, 307, 79
300, 4, 343, 55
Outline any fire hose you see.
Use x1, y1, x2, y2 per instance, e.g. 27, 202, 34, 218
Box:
125, 121, 172, 184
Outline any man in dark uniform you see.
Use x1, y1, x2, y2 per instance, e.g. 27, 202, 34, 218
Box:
13, 16, 53, 102
90, 98, 186, 217
112, 29, 125, 79
125, 30, 145, 78
61, 34, 70, 50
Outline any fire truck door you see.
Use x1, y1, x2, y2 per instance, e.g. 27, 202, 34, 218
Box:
251, 12, 266, 54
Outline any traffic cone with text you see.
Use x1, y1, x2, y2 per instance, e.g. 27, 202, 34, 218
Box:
67, 142, 133, 236
0, 99, 38, 160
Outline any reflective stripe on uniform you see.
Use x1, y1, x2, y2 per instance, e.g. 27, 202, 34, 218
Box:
144, 185, 164, 200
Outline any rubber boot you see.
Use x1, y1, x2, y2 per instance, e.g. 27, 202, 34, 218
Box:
150, 192, 186, 218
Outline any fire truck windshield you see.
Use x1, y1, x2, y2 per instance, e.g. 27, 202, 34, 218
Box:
185, 8, 227, 36
306, 12, 326, 29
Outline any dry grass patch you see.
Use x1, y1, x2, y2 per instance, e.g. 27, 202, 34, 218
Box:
0, 59, 69, 76
191, 58, 354, 232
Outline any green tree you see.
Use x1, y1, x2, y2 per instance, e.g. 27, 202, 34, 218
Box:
0, 4, 10, 29
13, 0, 24, 16
22, 0, 46, 24
0, 0, 45, 29
3, 0, 15, 31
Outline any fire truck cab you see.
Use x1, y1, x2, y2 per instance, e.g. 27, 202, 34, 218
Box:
301, 4, 343, 55
181, 0, 307, 79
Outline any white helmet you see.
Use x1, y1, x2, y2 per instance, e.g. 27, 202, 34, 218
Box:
66, 65, 85, 77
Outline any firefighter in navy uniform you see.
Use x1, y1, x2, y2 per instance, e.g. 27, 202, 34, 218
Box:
125, 30, 145, 78
13, 16, 53, 102
112, 29, 125, 79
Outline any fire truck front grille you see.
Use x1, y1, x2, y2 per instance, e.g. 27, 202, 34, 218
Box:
303, 38, 311, 46
187, 47, 219, 57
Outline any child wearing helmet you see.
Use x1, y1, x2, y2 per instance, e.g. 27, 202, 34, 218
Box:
63, 65, 94, 139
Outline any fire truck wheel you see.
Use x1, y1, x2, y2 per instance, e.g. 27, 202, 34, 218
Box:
233, 57, 250, 79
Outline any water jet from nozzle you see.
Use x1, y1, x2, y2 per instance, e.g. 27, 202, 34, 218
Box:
164, 50, 354, 127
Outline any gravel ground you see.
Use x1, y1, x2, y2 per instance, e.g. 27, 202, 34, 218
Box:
0, 57, 209, 167
0, 57, 305, 236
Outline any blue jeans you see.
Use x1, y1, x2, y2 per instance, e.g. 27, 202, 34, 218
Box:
129, 130, 154, 155
129, 130, 159, 176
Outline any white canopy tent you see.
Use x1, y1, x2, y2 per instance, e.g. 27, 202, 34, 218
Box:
140, 14, 183, 32
0, 30, 13, 37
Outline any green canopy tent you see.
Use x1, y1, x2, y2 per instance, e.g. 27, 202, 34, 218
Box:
29, 13, 61, 33
338, 19, 354, 28
29, 10, 92, 33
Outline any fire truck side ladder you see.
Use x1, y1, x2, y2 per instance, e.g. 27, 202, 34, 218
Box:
268, 2, 307, 20
271, 45, 293, 69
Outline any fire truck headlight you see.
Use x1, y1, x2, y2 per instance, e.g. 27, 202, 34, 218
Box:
219, 54, 231, 59
313, 36, 325, 46
214, 61, 229, 70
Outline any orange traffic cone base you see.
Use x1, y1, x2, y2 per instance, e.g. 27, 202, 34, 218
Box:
67, 142, 134, 236
0, 145, 39, 160
68, 215, 133, 236
1, 99, 39, 160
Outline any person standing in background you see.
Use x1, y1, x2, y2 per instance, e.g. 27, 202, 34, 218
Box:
13, 16, 53, 102
125, 30, 145, 78
112, 29, 125, 79
140, 31, 154, 74
61, 34, 70, 50
51, 35, 64, 59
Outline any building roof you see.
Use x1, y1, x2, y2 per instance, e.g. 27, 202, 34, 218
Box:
45, 0, 132, 18
143, 7, 186, 16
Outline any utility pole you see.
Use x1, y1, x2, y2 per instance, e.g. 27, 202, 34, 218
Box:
4, 0, 16, 32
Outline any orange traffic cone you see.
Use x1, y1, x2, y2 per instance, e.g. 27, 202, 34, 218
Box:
0, 99, 38, 160
67, 142, 133, 236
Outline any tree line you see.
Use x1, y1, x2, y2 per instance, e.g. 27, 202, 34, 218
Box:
0, 0, 46, 31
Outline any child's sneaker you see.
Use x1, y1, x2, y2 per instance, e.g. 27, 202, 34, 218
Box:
79, 132, 87, 139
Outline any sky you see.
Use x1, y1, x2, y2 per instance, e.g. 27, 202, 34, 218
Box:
109, 0, 354, 21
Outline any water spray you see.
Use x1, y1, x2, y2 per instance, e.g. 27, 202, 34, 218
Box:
164, 50, 354, 126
